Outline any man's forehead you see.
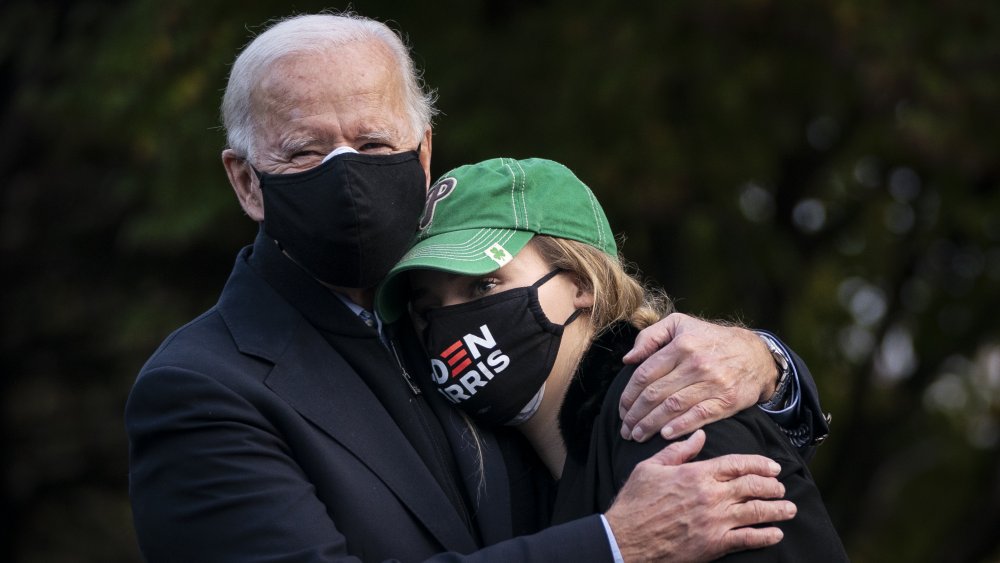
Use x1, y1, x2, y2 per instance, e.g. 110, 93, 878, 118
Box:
256, 45, 396, 101
252, 44, 411, 139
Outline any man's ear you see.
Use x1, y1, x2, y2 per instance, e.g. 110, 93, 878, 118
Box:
419, 127, 433, 189
222, 149, 265, 222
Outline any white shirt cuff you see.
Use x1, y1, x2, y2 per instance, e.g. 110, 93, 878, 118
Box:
600, 514, 625, 563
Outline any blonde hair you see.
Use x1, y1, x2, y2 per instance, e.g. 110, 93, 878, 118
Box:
530, 236, 674, 333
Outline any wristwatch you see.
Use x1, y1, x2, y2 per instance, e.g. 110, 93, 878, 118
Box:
756, 332, 792, 409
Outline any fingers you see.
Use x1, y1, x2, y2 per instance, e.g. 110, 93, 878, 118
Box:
719, 525, 785, 555
730, 499, 797, 527
618, 313, 780, 443
623, 394, 687, 442
621, 313, 681, 364
727, 473, 786, 500
604, 450, 795, 562
618, 346, 682, 423
655, 395, 737, 440
709, 453, 783, 480
717, 474, 797, 557
626, 388, 733, 442
647, 429, 706, 466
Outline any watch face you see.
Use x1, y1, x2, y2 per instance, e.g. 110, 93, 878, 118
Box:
774, 348, 790, 371
763, 335, 790, 371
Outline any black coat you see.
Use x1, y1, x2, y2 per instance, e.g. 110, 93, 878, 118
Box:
125, 234, 611, 563
552, 323, 849, 562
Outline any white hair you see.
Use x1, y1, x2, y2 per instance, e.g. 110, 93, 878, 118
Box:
221, 13, 438, 160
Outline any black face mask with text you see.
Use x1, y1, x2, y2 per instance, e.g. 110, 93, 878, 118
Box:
256, 150, 426, 289
421, 269, 581, 427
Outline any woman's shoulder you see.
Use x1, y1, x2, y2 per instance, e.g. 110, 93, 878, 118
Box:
559, 322, 642, 464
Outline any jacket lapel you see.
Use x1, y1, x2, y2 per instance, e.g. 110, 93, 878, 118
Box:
218, 251, 479, 553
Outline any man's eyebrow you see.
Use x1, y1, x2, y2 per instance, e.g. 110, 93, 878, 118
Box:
356, 129, 395, 144
278, 135, 321, 155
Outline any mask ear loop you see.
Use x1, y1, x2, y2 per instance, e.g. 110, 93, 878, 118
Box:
531, 268, 565, 288
532, 268, 585, 327
562, 308, 584, 327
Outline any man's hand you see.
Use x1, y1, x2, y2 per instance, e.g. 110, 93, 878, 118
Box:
619, 313, 777, 441
604, 430, 795, 562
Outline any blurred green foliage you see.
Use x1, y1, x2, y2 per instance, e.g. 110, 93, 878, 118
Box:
2, 1, 998, 561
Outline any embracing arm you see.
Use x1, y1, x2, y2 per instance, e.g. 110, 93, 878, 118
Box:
604, 430, 797, 562
126, 365, 615, 563
617, 314, 829, 456
605, 422, 845, 563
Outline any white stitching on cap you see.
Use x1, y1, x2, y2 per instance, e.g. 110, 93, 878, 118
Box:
401, 229, 519, 262
502, 158, 519, 230
513, 158, 528, 227
404, 228, 494, 258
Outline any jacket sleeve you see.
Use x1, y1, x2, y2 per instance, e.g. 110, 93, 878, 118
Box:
695, 414, 848, 563
432, 519, 613, 563
760, 333, 831, 461
125, 365, 612, 563
598, 371, 846, 563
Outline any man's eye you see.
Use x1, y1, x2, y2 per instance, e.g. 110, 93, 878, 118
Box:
359, 142, 393, 153
290, 151, 323, 161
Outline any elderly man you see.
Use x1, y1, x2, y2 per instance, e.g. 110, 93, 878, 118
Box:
125, 12, 829, 563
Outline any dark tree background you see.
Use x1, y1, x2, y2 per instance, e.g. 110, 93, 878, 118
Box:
2, 1, 998, 561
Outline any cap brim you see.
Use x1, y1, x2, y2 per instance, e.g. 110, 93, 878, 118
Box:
376, 228, 535, 323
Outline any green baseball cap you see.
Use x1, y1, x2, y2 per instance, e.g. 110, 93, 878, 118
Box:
376, 157, 617, 323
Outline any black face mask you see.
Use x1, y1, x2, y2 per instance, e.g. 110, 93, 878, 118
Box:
256, 150, 426, 289
421, 269, 581, 427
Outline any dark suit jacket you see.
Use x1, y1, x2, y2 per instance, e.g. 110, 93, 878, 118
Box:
125, 239, 610, 562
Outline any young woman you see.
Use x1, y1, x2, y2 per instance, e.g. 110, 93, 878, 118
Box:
376, 157, 848, 561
